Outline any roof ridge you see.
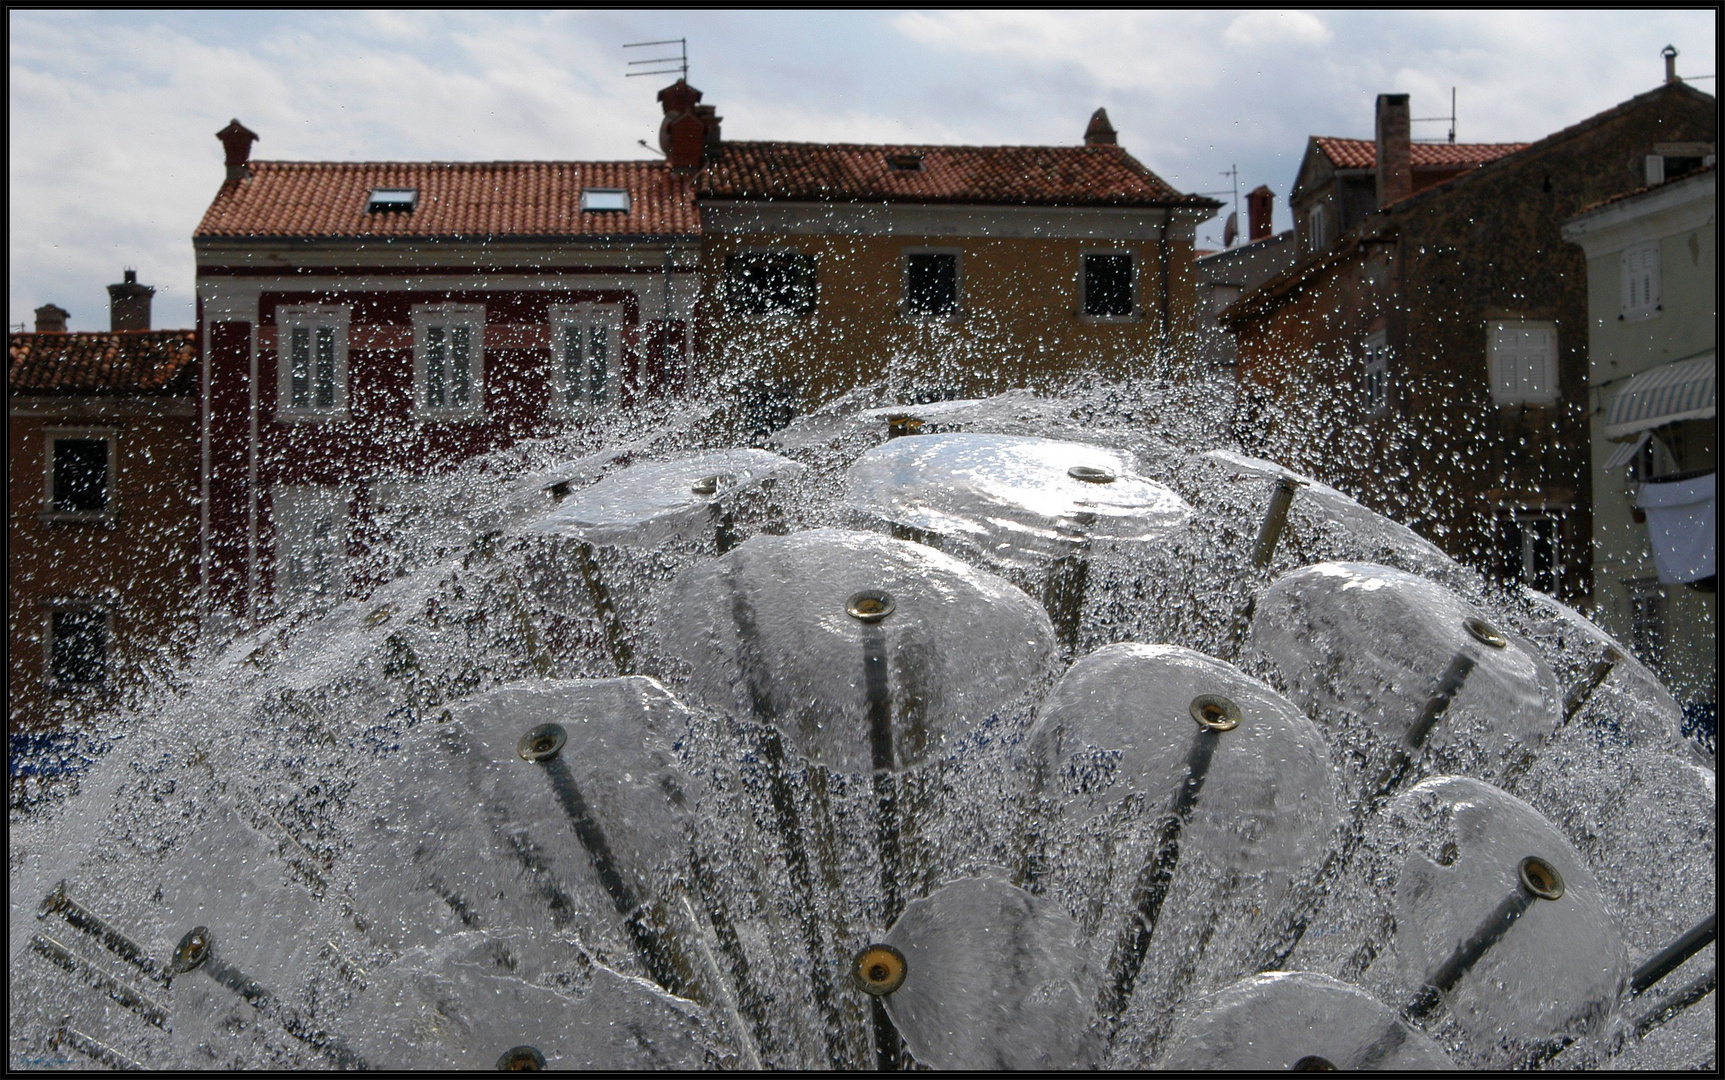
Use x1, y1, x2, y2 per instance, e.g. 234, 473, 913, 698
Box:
249, 159, 671, 168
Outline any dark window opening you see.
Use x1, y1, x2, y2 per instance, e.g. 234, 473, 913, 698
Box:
1663, 156, 1706, 181
887, 153, 924, 172
1083, 254, 1134, 317
905, 253, 958, 317
51, 610, 107, 687
53, 438, 109, 513
726, 252, 817, 317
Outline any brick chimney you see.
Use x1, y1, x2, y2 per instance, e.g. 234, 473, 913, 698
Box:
1246, 185, 1275, 242
1663, 44, 1679, 84
108, 268, 154, 331
34, 303, 69, 334
1084, 108, 1118, 146
215, 119, 259, 181
658, 80, 716, 170
1375, 93, 1412, 209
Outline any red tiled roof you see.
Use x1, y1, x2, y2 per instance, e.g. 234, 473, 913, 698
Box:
9, 330, 198, 396
1313, 137, 1530, 170
194, 161, 699, 239
699, 141, 1218, 207
1572, 162, 1716, 216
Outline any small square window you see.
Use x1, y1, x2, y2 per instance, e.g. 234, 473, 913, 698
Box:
52, 438, 110, 513
904, 253, 958, 318
1083, 253, 1135, 317
49, 609, 107, 687
581, 189, 631, 213
726, 252, 817, 317
367, 188, 418, 213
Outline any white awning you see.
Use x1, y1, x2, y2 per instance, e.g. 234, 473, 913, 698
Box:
1604, 354, 1716, 440
1603, 429, 1650, 470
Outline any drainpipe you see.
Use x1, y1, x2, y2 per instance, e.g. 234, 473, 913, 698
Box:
1158, 209, 1173, 355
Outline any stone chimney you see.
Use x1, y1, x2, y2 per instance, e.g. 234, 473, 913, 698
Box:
658, 80, 716, 170
1084, 108, 1117, 146
1375, 93, 1412, 209
108, 269, 154, 331
34, 303, 69, 334
1246, 185, 1275, 242
215, 119, 260, 181
1663, 45, 1680, 84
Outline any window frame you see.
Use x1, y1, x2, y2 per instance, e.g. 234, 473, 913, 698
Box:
40, 427, 117, 523
1362, 328, 1391, 418
1624, 575, 1667, 671
270, 482, 353, 610
1078, 248, 1140, 323
1501, 506, 1565, 595
900, 248, 963, 322
42, 600, 112, 693
1307, 203, 1329, 251
1619, 240, 1662, 322
547, 303, 626, 415
724, 249, 819, 321
1486, 320, 1559, 407
275, 305, 352, 420
411, 304, 487, 421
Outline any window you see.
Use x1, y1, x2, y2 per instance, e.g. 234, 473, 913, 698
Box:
1626, 577, 1666, 670
276, 307, 350, 418
273, 484, 350, 608
1620, 241, 1661, 321
549, 305, 624, 411
1501, 508, 1564, 594
1082, 252, 1135, 318
1487, 322, 1558, 406
1362, 329, 1390, 417
886, 153, 924, 172
411, 305, 486, 418
1307, 204, 1329, 251
52, 437, 110, 513
903, 251, 959, 318
726, 252, 817, 318
581, 189, 630, 213
366, 188, 418, 213
47, 606, 108, 689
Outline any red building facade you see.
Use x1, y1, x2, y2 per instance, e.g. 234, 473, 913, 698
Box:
194, 125, 700, 629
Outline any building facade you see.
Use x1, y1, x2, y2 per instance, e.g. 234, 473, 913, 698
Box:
1223, 81, 1716, 604
193, 121, 701, 631
692, 106, 1219, 409
7, 281, 200, 741
1562, 166, 1715, 727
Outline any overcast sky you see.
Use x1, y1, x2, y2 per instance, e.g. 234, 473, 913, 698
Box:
9, 9, 1717, 331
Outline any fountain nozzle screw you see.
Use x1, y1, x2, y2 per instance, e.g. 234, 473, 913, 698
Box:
171, 927, 212, 974
518, 723, 567, 762
847, 590, 896, 623
1190, 694, 1242, 732
1518, 856, 1564, 901
496, 1045, 546, 1070
854, 943, 907, 995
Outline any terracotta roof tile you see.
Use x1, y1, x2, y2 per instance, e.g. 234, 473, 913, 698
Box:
1572, 161, 1716, 216
195, 161, 698, 239
9, 330, 198, 396
1313, 137, 1529, 170
699, 141, 1218, 207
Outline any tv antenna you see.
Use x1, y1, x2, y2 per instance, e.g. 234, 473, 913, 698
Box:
1196, 164, 1240, 246
1412, 87, 1457, 144
624, 38, 688, 81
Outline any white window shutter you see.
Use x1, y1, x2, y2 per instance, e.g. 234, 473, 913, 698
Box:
1641, 242, 1660, 310
1489, 325, 1515, 403
1645, 154, 1665, 185
1525, 326, 1554, 402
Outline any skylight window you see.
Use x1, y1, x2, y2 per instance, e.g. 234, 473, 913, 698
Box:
581, 189, 631, 213
367, 188, 418, 213
887, 153, 924, 172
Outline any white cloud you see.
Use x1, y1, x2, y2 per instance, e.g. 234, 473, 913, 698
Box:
1223, 11, 1332, 50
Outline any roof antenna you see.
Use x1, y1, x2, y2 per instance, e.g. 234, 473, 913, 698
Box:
624, 37, 688, 81
1412, 88, 1457, 144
